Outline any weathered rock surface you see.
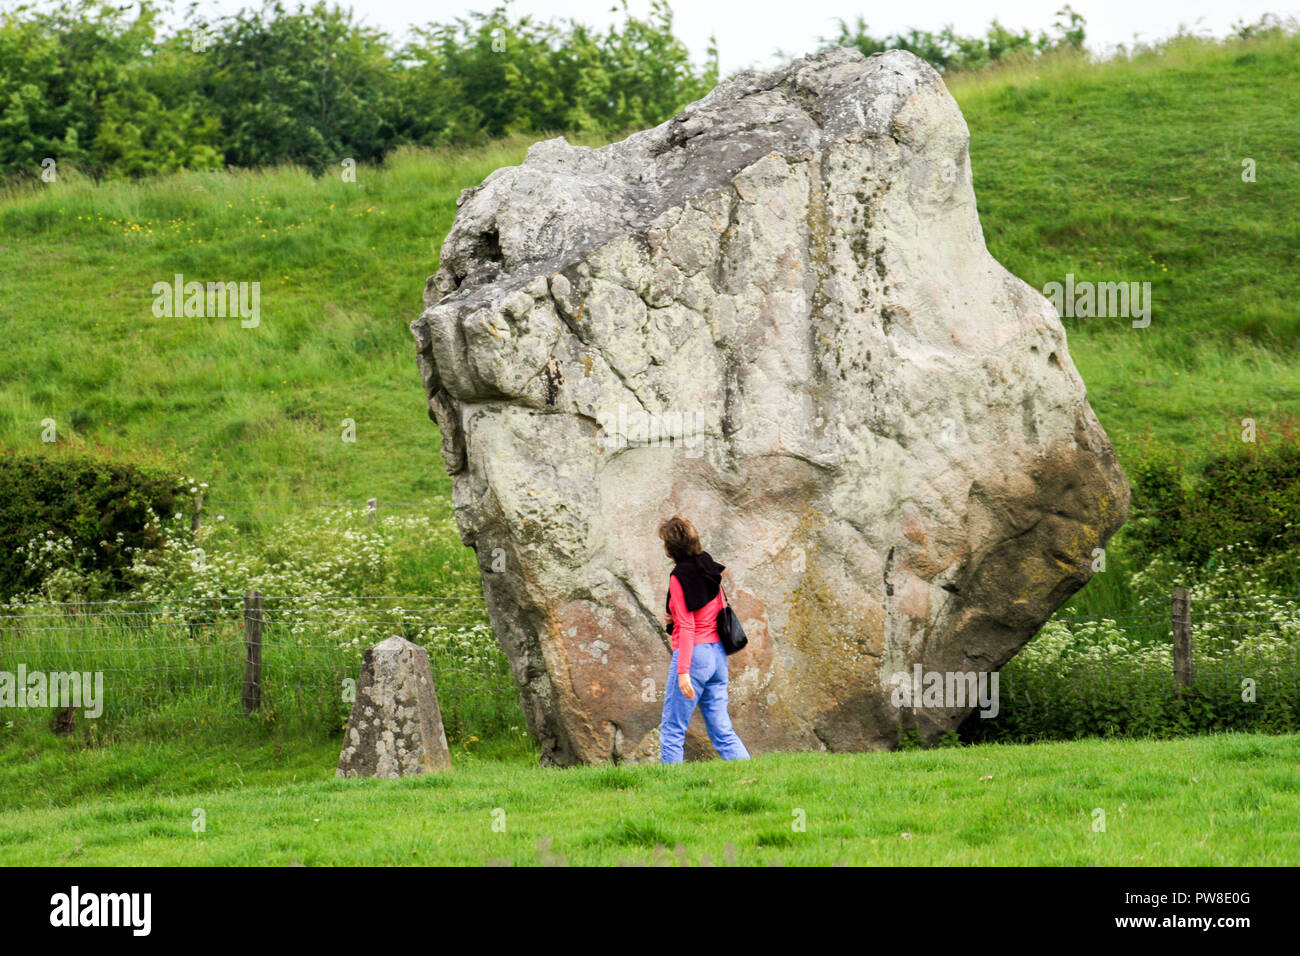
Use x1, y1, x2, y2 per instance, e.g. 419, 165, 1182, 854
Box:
410, 47, 1129, 766
337, 636, 452, 777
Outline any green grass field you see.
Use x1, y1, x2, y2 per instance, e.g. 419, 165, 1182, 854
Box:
3, 33, 1300, 866
952, 36, 1300, 469
0, 731, 1294, 865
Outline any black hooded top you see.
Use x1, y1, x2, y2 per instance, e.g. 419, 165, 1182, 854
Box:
665, 551, 726, 632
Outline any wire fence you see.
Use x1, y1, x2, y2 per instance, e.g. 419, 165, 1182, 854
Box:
0, 593, 518, 740
966, 589, 1300, 741
3, 587, 1298, 744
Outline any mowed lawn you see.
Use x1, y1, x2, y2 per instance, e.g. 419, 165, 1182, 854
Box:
1, 732, 1296, 865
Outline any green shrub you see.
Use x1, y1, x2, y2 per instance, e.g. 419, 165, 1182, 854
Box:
965, 541, 1300, 744
194, 1, 399, 173
1127, 440, 1300, 567
91, 84, 223, 177
1186, 442, 1300, 559
0, 0, 719, 178
0, 0, 168, 178
823, 5, 1087, 73
0, 454, 189, 600
1125, 449, 1185, 556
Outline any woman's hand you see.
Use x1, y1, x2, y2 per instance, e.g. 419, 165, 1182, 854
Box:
678, 673, 695, 699
664, 611, 673, 629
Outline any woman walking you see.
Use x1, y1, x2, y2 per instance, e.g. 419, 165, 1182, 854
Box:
658, 515, 750, 764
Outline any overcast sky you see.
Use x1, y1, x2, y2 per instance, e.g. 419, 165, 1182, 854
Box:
174, 0, 1298, 72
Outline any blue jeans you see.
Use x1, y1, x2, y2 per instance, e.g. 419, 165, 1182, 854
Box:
660, 642, 750, 763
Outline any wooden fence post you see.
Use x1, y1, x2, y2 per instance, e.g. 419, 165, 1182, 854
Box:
192, 493, 204, 534
243, 590, 263, 714
1171, 585, 1193, 693
366, 497, 378, 524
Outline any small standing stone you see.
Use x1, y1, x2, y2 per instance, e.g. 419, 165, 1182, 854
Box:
337, 636, 452, 777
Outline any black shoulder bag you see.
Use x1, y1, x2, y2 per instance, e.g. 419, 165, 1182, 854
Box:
715, 584, 748, 655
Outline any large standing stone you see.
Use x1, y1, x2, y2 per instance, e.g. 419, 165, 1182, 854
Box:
410, 48, 1129, 765
337, 636, 452, 777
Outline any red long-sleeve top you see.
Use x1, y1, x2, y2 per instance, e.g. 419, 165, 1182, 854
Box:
668, 574, 722, 675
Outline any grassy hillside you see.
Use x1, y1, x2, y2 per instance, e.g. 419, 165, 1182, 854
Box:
1, 34, 1296, 514
0, 141, 528, 507
1, 731, 1294, 864
953, 35, 1300, 465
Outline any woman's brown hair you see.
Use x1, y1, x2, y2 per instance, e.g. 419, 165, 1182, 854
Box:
658, 515, 702, 563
